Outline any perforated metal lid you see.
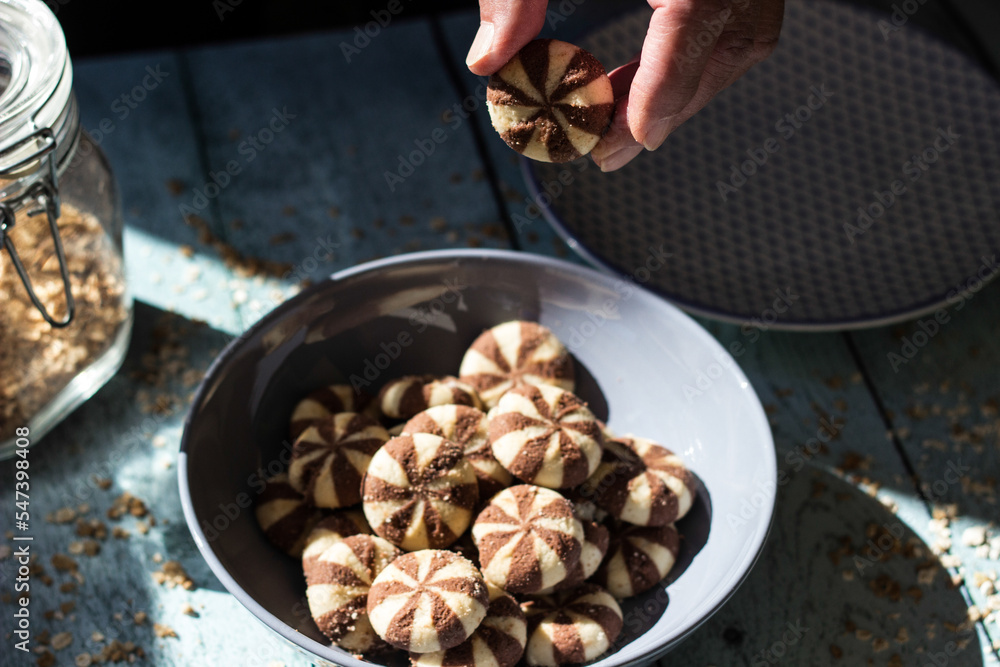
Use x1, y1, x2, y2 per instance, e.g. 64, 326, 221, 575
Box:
527, 0, 1000, 329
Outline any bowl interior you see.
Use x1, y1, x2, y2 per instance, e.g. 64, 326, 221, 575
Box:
179, 249, 776, 667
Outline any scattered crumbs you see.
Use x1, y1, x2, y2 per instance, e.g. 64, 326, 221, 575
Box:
887, 655, 903, 667
350, 228, 365, 240
179, 245, 194, 258
112, 526, 130, 539
961, 526, 987, 546
59, 581, 77, 594
152, 561, 196, 590
152, 552, 163, 564
269, 232, 296, 246
399, 215, 415, 226
466, 236, 482, 248
153, 623, 178, 639
0, 545, 11, 560
445, 230, 460, 244
93, 477, 113, 491
855, 628, 873, 641
165, 179, 184, 196
833, 398, 848, 413
134, 611, 148, 626
181, 603, 198, 617
327, 206, 341, 219
91, 632, 104, 642
824, 375, 844, 390
872, 637, 889, 652
136, 521, 150, 535
51, 554, 78, 572
842, 569, 855, 581
75, 653, 92, 667
48, 507, 77, 524
429, 216, 447, 232
36, 649, 55, 666
830, 644, 843, 659
106, 492, 148, 520
849, 371, 862, 384
152, 435, 167, 448
51, 631, 73, 651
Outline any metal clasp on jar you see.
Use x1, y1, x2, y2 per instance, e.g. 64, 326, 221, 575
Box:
0, 127, 75, 328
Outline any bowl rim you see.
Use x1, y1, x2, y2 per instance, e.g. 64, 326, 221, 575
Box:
178, 247, 777, 666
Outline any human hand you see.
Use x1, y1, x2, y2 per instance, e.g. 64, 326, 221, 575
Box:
466, 0, 784, 171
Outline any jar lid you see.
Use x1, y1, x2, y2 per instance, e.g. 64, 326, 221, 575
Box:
0, 0, 73, 180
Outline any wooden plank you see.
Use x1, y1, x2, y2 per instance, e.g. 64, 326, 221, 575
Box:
74, 53, 242, 333
179, 21, 513, 331
849, 274, 1000, 655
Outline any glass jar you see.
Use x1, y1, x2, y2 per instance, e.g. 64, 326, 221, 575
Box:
0, 0, 132, 458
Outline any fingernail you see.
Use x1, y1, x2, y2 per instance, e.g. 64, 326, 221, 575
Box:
642, 119, 673, 151
466, 22, 494, 68
595, 145, 644, 172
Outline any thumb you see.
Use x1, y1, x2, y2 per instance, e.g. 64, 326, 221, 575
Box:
467, 0, 549, 75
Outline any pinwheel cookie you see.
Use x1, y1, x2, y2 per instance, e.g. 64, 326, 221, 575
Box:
578, 436, 695, 526
409, 583, 527, 667
487, 39, 614, 163
289, 412, 389, 509
362, 433, 479, 550
488, 384, 603, 489
459, 321, 574, 408
378, 375, 483, 421
304, 534, 402, 653
367, 549, 489, 653
403, 404, 512, 502
592, 523, 681, 599
472, 485, 583, 594
521, 584, 623, 666
254, 472, 323, 557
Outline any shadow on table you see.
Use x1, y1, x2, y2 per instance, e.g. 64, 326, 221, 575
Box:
664, 462, 986, 666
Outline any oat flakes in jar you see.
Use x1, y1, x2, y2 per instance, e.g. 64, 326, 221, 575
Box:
0, 0, 132, 457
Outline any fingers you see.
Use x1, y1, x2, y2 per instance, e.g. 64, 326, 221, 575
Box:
467, 0, 549, 75
625, 0, 728, 151
591, 60, 642, 171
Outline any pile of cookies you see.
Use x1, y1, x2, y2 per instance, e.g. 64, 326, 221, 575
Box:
255, 321, 698, 666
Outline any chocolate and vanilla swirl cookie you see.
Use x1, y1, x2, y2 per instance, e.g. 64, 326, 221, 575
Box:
410, 583, 527, 667
378, 375, 484, 421
488, 384, 603, 489
592, 523, 680, 599
521, 584, 623, 666
458, 321, 574, 409
578, 436, 695, 526
254, 472, 323, 557
289, 412, 390, 509
302, 510, 372, 568
305, 534, 402, 653
537, 519, 609, 594
403, 405, 512, 502
487, 39, 614, 163
368, 550, 489, 653
472, 485, 583, 594
290, 385, 369, 440
362, 433, 479, 551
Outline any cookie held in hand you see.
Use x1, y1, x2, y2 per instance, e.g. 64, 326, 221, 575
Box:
487, 39, 614, 163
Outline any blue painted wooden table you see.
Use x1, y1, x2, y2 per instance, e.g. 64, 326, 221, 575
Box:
2, 4, 1000, 666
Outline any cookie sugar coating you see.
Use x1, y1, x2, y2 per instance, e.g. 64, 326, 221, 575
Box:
472, 485, 583, 594
368, 550, 489, 653
489, 384, 603, 489
304, 534, 402, 652
487, 39, 613, 163
522, 584, 623, 666
362, 433, 479, 550
459, 320, 574, 409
